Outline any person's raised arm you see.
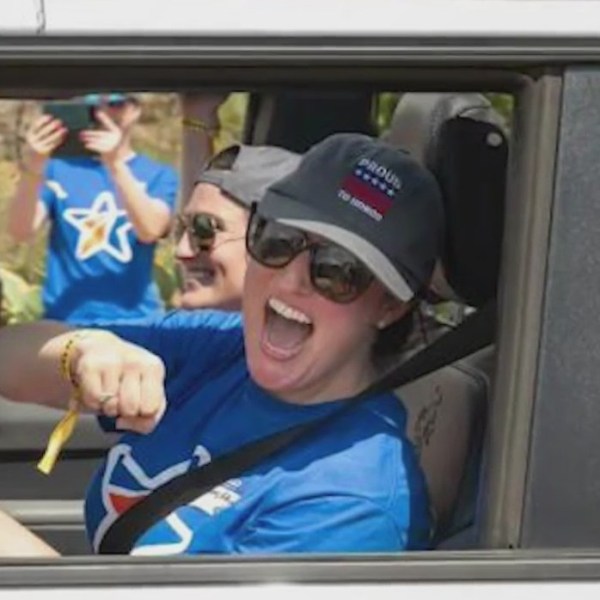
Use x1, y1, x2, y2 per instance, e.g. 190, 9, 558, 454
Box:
180, 92, 226, 203
80, 111, 174, 243
0, 321, 166, 434
0, 320, 78, 409
7, 114, 66, 242
0, 510, 59, 557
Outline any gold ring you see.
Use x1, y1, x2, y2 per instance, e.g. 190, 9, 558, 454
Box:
99, 393, 115, 405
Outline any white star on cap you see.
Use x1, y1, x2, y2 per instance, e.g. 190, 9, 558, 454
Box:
63, 192, 133, 262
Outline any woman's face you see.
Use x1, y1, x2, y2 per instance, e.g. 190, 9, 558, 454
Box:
93, 99, 140, 132
175, 183, 249, 311
243, 233, 408, 404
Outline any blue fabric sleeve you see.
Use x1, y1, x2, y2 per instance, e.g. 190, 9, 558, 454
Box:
102, 310, 243, 382
95, 310, 243, 433
147, 165, 179, 212
38, 160, 56, 217
234, 495, 405, 553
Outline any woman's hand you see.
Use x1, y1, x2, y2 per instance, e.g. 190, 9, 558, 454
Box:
23, 114, 67, 173
69, 332, 167, 434
79, 110, 123, 164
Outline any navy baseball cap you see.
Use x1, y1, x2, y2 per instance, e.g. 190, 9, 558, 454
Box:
258, 133, 444, 302
196, 144, 301, 209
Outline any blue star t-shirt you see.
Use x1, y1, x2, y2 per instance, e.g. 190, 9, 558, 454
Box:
85, 310, 432, 555
40, 155, 178, 324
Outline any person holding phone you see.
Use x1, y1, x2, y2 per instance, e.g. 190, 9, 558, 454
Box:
7, 93, 179, 325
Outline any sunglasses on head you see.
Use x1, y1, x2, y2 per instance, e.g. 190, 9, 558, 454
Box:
246, 207, 374, 304
105, 99, 127, 108
86, 94, 129, 108
175, 213, 224, 253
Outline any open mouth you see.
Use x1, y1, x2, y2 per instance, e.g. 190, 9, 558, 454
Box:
261, 297, 314, 359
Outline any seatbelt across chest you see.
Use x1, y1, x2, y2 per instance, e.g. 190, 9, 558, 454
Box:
99, 300, 496, 554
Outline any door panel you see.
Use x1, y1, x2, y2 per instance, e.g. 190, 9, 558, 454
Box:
0, 396, 115, 499
0, 499, 89, 555
0, 397, 115, 555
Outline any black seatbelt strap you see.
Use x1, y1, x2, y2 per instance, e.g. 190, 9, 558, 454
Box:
369, 300, 496, 394
99, 300, 496, 554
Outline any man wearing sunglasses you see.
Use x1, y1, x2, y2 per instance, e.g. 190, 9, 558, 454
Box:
173, 143, 301, 311
7, 92, 178, 325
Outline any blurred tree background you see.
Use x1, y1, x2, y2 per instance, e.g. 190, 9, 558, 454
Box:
0, 90, 512, 325
375, 91, 513, 132
0, 92, 248, 324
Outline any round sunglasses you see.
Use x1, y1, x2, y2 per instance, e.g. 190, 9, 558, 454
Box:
175, 213, 225, 253
246, 209, 374, 304
175, 212, 247, 254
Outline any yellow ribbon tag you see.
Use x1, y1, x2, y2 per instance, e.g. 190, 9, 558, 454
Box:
37, 403, 80, 475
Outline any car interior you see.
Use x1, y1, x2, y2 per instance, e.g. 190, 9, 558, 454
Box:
0, 87, 509, 556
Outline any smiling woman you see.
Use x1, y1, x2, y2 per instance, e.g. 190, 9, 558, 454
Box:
0, 132, 442, 557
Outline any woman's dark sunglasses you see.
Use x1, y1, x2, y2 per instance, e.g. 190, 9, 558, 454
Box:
175, 213, 224, 253
246, 208, 374, 304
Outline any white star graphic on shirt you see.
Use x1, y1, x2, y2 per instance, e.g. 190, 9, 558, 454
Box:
93, 443, 212, 554
46, 180, 68, 200
63, 192, 133, 262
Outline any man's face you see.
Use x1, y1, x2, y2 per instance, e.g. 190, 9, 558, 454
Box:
175, 183, 249, 311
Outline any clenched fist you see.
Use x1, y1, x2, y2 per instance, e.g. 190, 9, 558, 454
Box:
68, 331, 167, 434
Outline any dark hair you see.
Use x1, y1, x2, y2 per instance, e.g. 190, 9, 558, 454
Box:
204, 145, 240, 171
194, 146, 246, 209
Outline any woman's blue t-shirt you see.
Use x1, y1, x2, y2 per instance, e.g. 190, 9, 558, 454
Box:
85, 309, 431, 555
40, 155, 178, 324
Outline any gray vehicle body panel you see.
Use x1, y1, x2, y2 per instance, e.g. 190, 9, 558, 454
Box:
0, 11, 599, 589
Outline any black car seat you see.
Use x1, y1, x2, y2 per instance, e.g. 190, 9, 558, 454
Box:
383, 92, 508, 546
244, 89, 507, 547
244, 91, 376, 152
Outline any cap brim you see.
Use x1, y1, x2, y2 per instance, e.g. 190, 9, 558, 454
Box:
259, 192, 415, 302
196, 171, 253, 208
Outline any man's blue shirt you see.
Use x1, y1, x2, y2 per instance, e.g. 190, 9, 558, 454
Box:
40, 154, 178, 324
85, 310, 431, 555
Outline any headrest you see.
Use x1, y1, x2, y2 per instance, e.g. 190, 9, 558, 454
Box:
382, 93, 508, 307
244, 91, 375, 153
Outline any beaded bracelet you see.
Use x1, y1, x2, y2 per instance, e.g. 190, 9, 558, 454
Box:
59, 330, 89, 389
37, 330, 90, 475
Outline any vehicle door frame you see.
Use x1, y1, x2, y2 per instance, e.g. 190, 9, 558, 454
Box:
0, 32, 598, 585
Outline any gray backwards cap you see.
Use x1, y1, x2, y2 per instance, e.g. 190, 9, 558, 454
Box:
196, 144, 301, 208
258, 133, 444, 302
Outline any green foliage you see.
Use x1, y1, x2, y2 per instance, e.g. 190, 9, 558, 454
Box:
214, 93, 249, 151
375, 92, 401, 134
487, 93, 514, 128
374, 91, 515, 135
0, 267, 42, 325
0, 93, 250, 322
153, 239, 182, 308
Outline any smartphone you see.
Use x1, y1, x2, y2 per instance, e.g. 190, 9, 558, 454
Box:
42, 100, 97, 157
